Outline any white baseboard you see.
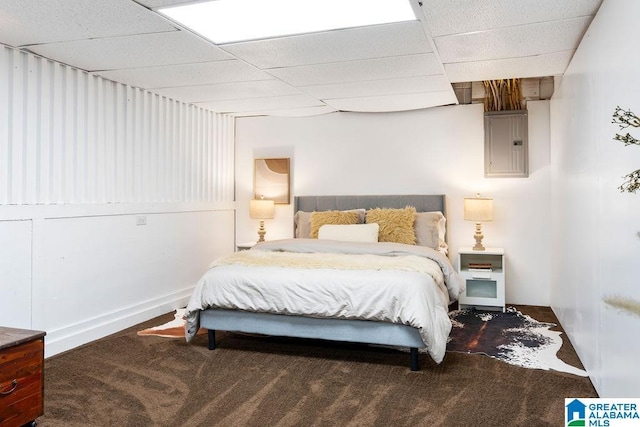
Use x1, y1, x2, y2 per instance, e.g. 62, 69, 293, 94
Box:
44, 287, 194, 358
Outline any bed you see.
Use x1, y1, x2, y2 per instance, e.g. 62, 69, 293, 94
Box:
185, 195, 463, 370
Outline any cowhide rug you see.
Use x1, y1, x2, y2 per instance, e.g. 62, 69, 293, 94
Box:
447, 307, 587, 376
137, 309, 206, 338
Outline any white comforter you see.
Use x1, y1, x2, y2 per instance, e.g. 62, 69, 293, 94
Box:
185, 239, 464, 363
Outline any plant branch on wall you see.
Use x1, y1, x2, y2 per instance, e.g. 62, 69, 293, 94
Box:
612, 106, 640, 193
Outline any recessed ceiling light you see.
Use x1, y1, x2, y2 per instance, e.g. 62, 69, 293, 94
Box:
158, 0, 416, 44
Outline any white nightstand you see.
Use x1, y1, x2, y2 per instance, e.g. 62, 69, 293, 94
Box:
457, 247, 505, 312
236, 241, 257, 251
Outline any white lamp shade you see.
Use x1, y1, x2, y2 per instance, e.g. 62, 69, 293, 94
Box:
250, 199, 275, 219
464, 196, 493, 222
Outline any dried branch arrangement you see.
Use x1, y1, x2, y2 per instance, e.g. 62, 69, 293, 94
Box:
483, 79, 523, 112
612, 106, 640, 193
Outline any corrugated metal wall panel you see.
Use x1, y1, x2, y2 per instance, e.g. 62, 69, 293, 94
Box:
0, 45, 235, 205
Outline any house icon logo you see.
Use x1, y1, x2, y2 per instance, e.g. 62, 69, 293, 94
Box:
566, 399, 587, 426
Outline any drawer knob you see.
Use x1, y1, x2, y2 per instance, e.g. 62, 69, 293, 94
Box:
0, 379, 18, 396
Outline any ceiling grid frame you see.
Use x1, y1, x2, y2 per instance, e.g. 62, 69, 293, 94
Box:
0, 0, 604, 117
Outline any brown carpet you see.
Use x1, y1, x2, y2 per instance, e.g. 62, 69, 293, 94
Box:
38, 305, 597, 427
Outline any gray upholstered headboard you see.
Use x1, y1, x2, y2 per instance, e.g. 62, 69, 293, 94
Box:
295, 194, 446, 215
294, 194, 446, 237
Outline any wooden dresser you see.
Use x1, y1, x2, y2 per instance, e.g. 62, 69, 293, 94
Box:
0, 327, 46, 427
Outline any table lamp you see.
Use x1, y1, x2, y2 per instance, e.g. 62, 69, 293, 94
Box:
250, 197, 275, 243
464, 193, 493, 251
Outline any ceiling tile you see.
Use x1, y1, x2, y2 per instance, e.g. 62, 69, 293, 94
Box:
152, 80, 301, 103
324, 91, 458, 112
301, 75, 451, 99
233, 106, 337, 118
27, 31, 232, 71
135, 0, 195, 7
421, 0, 602, 37
444, 50, 575, 83
97, 60, 269, 89
194, 94, 325, 114
0, 0, 176, 47
435, 17, 592, 63
0, 0, 604, 117
222, 21, 430, 69
267, 54, 443, 87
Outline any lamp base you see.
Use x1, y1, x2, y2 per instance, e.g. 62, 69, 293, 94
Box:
473, 222, 485, 251
256, 220, 266, 243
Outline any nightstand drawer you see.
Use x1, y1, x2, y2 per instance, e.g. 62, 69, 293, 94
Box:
0, 372, 42, 424
465, 280, 498, 298
458, 247, 506, 312
468, 269, 493, 279
0, 339, 44, 427
0, 340, 43, 382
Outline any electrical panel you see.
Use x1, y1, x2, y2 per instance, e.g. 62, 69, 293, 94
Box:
484, 110, 528, 177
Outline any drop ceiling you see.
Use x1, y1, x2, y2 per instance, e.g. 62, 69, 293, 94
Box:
0, 0, 603, 117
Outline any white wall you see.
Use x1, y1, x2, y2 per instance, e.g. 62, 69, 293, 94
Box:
0, 45, 237, 357
0, 45, 235, 205
550, 0, 640, 397
0, 207, 234, 357
236, 101, 552, 306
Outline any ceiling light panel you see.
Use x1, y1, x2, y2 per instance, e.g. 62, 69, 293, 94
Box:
222, 21, 430, 69
158, 0, 416, 44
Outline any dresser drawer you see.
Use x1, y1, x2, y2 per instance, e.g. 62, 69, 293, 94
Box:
0, 339, 44, 427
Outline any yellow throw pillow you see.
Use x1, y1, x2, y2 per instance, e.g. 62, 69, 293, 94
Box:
309, 211, 360, 238
365, 206, 417, 245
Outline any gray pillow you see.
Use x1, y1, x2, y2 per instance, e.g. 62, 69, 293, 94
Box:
414, 211, 446, 251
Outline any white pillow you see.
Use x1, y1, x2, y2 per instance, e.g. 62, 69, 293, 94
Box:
318, 223, 380, 243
